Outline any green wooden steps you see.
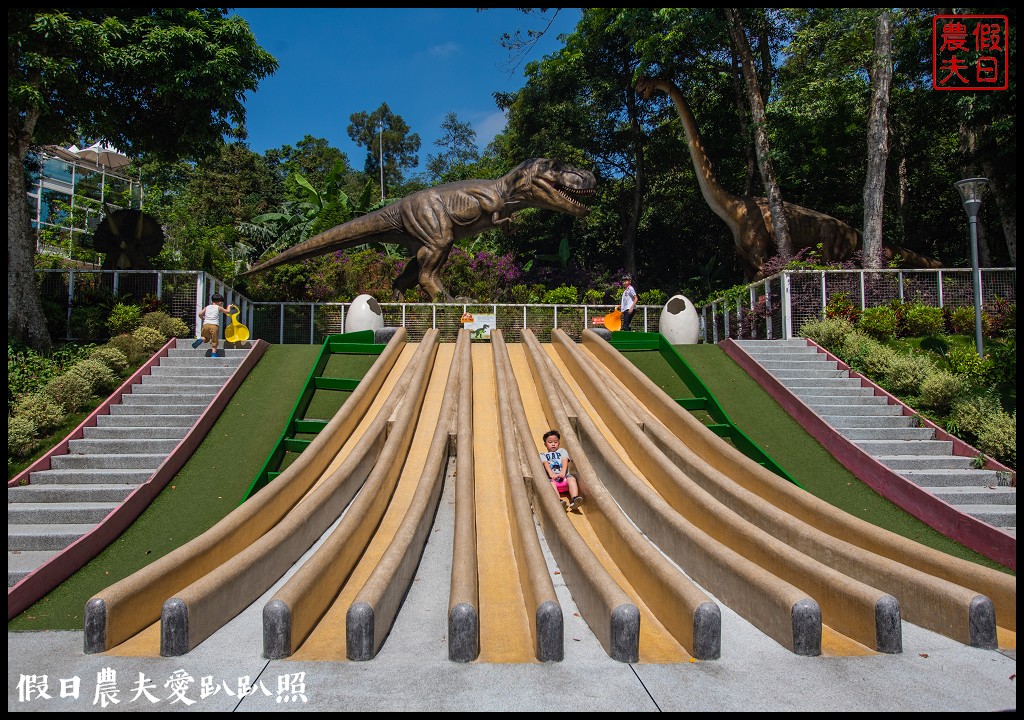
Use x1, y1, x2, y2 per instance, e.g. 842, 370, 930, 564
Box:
241, 330, 384, 502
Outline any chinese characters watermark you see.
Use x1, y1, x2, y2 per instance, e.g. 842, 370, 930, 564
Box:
16, 669, 308, 706
933, 14, 1009, 91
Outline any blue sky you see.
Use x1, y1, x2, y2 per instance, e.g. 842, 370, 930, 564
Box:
231, 8, 581, 176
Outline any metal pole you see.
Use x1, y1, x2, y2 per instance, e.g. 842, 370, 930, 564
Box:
968, 215, 984, 357
379, 122, 385, 202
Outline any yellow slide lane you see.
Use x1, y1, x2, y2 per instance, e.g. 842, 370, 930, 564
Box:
508, 344, 690, 663
291, 343, 455, 661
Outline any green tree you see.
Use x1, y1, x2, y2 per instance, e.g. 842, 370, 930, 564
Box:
9, 9, 277, 351
346, 103, 421, 199
425, 112, 480, 183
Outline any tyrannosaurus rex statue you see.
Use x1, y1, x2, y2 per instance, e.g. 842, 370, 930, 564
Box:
243, 157, 596, 300
635, 76, 941, 280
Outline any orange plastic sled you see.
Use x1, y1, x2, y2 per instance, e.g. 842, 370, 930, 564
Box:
603, 309, 623, 332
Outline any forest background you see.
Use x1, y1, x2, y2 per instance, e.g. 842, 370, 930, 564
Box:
12, 8, 1017, 350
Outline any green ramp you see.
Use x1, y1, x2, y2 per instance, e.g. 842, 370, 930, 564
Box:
242, 330, 385, 501
609, 330, 800, 487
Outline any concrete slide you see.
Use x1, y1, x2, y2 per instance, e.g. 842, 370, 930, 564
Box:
82, 330, 1015, 663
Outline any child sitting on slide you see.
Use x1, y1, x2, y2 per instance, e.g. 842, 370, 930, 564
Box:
539, 429, 584, 512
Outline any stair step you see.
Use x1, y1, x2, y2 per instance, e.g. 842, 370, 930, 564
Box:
83, 426, 189, 440
95, 414, 197, 427
770, 369, 852, 379
791, 386, 876, 397
875, 455, 977, 471
119, 393, 210, 406
8, 502, 119, 524
108, 404, 202, 416
8, 550, 60, 587
956, 505, 1016, 527
67, 438, 182, 455
49, 454, 166, 470
8, 484, 136, 503
140, 373, 227, 386
924, 485, 1016, 505
127, 384, 218, 396
822, 415, 915, 428
854, 439, 954, 456
8, 524, 96, 551
806, 404, 902, 416
26, 468, 152, 485
837, 427, 936, 441
758, 359, 840, 370
899, 468, 1005, 487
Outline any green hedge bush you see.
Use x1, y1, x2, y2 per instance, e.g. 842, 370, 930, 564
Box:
858, 306, 898, 341
106, 302, 143, 335
42, 372, 93, 413
12, 393, 66, 435
8, 416, 38, 458
902, 303, 945, 337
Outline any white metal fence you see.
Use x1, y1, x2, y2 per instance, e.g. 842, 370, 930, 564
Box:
697, 267, 1016, 343
35, 269, 658, 343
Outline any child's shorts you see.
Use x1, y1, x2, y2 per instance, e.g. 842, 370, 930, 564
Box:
550, 478, 569, 493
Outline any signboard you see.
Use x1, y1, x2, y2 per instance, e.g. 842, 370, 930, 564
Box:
461, 312, 495, 340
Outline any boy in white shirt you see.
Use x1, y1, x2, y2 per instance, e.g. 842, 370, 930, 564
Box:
193, 293, 227, 357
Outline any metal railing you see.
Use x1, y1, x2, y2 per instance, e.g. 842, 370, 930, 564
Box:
35, 268, 657, 343
697, 267, 1016, 343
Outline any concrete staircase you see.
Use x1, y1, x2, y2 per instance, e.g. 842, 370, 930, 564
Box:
732, 339, 1015, 537
8, 344, 249, 587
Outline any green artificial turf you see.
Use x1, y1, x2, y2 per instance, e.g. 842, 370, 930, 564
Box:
9, 344, 323, 630
646, 344, 1009, 573
11, 337, 1011, 632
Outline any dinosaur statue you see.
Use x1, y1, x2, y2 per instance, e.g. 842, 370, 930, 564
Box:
635, 76, 941, 280
242, 157, 596, 300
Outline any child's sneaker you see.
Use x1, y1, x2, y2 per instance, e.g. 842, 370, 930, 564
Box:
191, 338, 204, 349
568, 496, 584, 511
560, 499, 569, 511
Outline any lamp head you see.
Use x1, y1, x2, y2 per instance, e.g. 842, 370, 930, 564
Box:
954, 177, 989, 219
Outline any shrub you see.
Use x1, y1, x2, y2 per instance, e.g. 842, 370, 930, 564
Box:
90, 346, 129, 373
132, 325, 168, 355
918, 371, 968, 415
858, 342, 898, 380
68, 304, 108, 341
840, 331, 882, 373
799, 317, 854, 354
12, 393, 66, 434
542, 285, 579, 304
975, 411, 1015, 468
945, 344, 991, 382
902, 303, 944, 337
987, 297, 1015, 337
69, 359, 119, 394
947, 393, 1001, 441
985, 331, 1016, 401
106, 334, 145, 364
858, 306, 898, 341
638, 289, 668, 306
141, 311, 190, 338
106, 302, 142, 335
825, 291, 861, 324
42, 372, 93, 413
945, 306, 975, 335
880, 352, 933, 396
164, 317, 191, 338
8, 416, 38, 458
582, 288, 606, 305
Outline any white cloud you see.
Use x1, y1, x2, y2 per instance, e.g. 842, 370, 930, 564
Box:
427, 42, 460, 58
476, 110, 508, 148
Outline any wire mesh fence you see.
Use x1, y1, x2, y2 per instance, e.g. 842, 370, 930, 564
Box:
36, 267, 1013, 345
699, 268, 1016, 343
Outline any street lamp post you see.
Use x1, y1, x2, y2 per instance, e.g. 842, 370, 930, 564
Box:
379, 122, 385, 203
953, 177, 988, 358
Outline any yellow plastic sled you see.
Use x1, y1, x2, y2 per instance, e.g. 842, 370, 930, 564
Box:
224, 305, 250, 343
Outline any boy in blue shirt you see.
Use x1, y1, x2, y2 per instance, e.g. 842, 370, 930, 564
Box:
539, 429, 584, 512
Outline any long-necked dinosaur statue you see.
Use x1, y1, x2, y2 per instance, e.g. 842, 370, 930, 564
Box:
635, 76, 940, 279
243, 157, 596, 300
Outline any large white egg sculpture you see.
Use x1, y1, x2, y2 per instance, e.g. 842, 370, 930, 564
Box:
659, 294, 700, 344
345, 294, 384, 334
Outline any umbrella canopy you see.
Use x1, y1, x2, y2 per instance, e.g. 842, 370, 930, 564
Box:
75, 140, 131, 170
